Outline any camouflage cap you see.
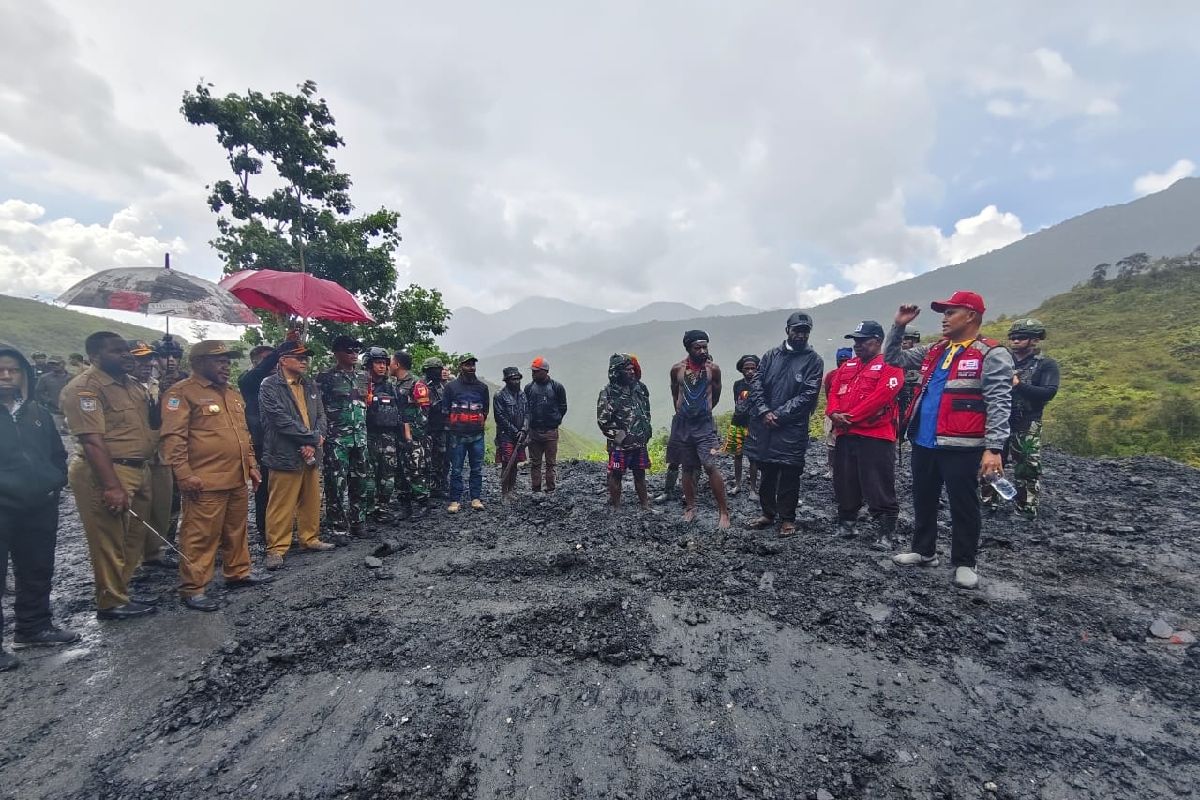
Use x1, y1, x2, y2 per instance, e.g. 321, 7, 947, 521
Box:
458, 353, 478, 365
30, 351, 47, 359
1008, 318, 1047, 339
421, 356, 444, 370
902, 330, 921, 342
46, 354, 65, 365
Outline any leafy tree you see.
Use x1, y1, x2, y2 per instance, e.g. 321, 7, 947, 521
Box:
1089, 263, 1109, 286
1115, 252, 1150, 280
181, 80, 449, 351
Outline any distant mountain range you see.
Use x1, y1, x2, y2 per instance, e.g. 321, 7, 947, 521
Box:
438, 298, 761, 356
479, 177, 1200, 440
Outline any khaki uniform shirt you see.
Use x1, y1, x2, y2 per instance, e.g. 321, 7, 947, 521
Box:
61, 366, 156, 460
159, 376, 258, 491
288, 378, 311, 427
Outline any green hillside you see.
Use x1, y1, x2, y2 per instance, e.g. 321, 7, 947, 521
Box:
984, 251, 1200, 466
0, 294, 183, 358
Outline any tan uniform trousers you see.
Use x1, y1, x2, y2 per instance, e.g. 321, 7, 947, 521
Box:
69, 460, 152, 610
265, 465, 322, 557
143, 462, 176, 560
177, 486, 252, 598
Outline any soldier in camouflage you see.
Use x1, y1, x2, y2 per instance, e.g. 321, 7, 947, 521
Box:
896, 330, 922, 459
362, 347, 400, 520
316, 335, 373, 541
421, 356, 450, 500
391, 352, 431, 519
984, 319, 1060, 517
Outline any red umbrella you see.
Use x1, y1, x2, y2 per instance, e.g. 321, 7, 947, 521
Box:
219, 270, 375, 324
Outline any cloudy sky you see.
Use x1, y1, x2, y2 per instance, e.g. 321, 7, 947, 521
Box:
1, 1, 1198, 323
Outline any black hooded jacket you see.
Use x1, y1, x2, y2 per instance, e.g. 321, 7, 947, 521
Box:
746, 340, 824, 466
0, 342, 68, 510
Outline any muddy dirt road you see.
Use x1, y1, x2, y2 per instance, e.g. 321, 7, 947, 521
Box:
1, 448, 1197, 799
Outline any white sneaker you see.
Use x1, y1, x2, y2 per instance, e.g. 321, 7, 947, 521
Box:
954, 566, 979, 589
447, 501, 461, 514
892, 552, 939, 567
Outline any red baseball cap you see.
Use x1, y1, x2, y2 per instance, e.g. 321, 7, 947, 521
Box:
930, 290, 985, 314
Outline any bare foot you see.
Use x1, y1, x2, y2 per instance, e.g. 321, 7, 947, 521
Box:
717, 514, 730, 530
682, 507, 696, 523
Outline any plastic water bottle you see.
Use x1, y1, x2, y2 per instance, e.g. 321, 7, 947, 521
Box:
988, 474, 1017, 501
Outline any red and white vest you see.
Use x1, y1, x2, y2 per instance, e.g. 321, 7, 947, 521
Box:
904, 337, 998, 449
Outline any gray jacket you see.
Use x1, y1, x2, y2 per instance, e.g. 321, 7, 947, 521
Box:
258, 372, 326, 471
884, 322, 1013, 451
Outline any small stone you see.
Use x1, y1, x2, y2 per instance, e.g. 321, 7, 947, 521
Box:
816, 790, 834, 800
986, 631, 1007, 645
372, 539, 400, 557
896, 750, 914, 763
1169, 630, 1196, 645
983, 781, 999, 793
1149, 619, 1173, 639
364, 556, 384, 569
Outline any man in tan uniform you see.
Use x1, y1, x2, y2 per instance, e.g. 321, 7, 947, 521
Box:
128, 340, 177, 569
62, 332, 158, 620
160, 341, 274, 611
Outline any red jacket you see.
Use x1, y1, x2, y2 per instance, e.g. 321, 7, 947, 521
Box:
826, 354, 904, 442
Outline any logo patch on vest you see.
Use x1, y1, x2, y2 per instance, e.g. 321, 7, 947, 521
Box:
80, 397, 97, 412
870, 363, 882, 371
166, 397, 181, 411
959, 358, 980, 371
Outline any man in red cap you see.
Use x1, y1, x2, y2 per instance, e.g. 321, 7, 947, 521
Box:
524, 356, 567, 493
884, 291, 1013, 590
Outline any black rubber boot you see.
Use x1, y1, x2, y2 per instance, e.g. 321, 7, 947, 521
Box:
410, 500, 429, 520
837, 519, 857, 538
872, 514, 898, 551
395, 501, 412, 522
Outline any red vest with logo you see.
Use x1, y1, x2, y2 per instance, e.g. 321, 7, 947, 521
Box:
904, 337, 998, 449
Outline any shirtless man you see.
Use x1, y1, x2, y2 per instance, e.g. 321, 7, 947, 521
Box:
668, 330, 730, 529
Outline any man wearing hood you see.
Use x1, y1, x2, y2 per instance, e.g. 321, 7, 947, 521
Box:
0, 343, 78, 669
669, 330, 730, 529
746, 312, 824, 536
596, 353, 653, 510
493, 366, 530, 500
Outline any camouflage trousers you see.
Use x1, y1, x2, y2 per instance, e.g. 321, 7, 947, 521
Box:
367, 430, 399, 509
427, 429, 449, 498
984, 421, 1043, 516
396, 434, 430, 502
323, 439, 373, 528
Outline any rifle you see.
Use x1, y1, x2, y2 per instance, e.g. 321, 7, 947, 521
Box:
500, 430, 528, 487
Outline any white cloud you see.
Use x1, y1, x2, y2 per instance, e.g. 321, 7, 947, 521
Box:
1132, 158, 1196, 197
0, 200, 186, 297
970, 47, 1119, 122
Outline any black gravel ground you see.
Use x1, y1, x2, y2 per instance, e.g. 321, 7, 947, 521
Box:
0, 446, 1197, 800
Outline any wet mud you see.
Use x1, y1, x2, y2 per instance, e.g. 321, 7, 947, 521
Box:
1, 448, 1197, 799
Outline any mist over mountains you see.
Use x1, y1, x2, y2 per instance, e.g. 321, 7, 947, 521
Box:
458, 178, 1200, 439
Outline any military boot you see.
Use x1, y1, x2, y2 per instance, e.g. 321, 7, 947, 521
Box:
837, 519, 857, 538
410, 499, 430, 520
872, 514, 897, 551
395, 501, 412, 522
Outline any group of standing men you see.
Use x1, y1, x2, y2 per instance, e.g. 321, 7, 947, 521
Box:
594, 289, 1058, 592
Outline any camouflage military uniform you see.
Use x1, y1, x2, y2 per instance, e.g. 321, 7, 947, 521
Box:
394, 374, 432, 503
364, 376, 401, 512
316, 368, 372, 529
984, 329, 1059, 518
423, 374, 450, 498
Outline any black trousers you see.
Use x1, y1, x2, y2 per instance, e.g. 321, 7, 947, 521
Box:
0, 499, 59, 639
758, 461, 803, 522
251, 429, 270, 538
428, 429, 449, 497
833, 434, 898, 521
910, 444, 982, 567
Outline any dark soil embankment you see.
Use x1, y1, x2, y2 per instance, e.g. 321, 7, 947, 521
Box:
1, 448, 1197, 799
